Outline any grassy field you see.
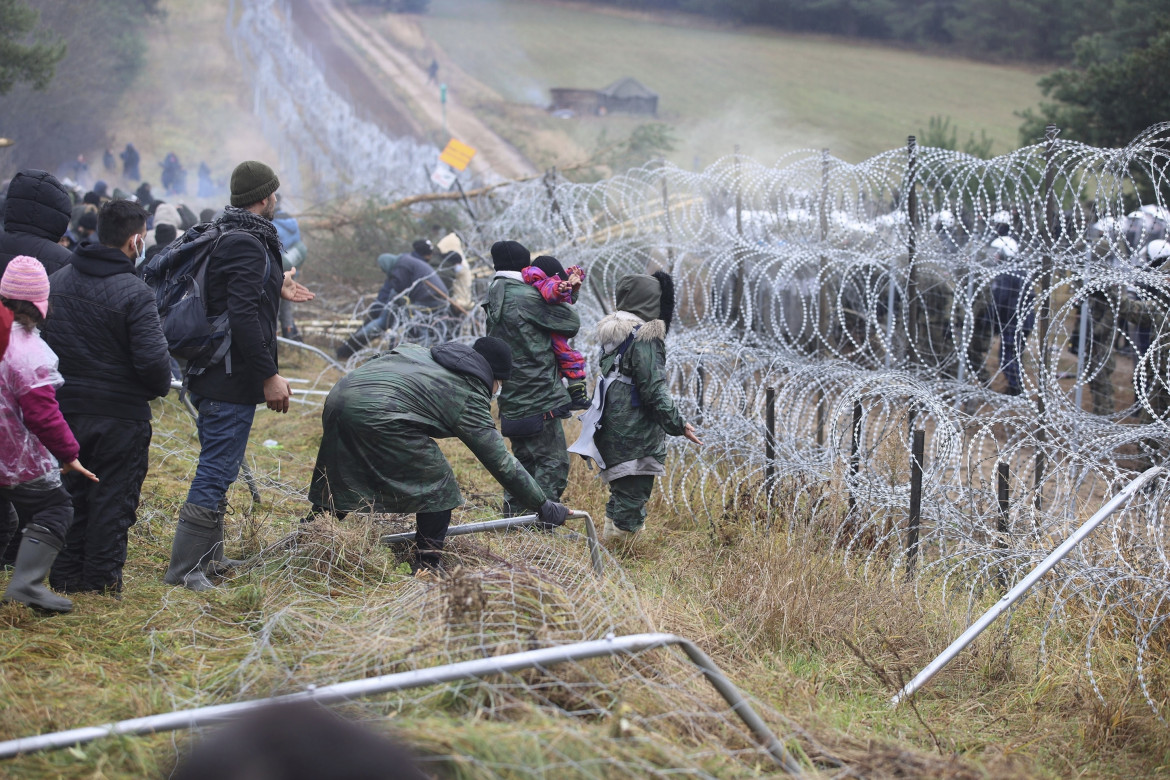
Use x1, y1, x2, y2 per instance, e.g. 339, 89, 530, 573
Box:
1, 341, 1168, 778
391, 0, 1046, 169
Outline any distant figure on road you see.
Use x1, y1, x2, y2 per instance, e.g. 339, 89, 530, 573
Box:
427, 59, 439, 84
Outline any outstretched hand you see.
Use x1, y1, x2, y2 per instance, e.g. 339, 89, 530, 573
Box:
683, 422, 703, 446
281, 269, 315, 302
62, 459, 99, 482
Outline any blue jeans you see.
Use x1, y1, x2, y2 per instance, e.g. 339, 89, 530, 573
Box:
186, 395, 256, 512
353, 310, 392, 345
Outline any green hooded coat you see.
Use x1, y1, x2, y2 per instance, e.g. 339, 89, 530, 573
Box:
308, 342, 546, 514
592, 272, 686, 481
484, 274, 580, 420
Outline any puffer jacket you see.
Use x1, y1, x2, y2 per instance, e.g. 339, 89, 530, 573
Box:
41, 244, 172, 421
0, 170, 74, 277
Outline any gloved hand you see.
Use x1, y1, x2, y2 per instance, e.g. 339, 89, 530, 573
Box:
537, 500, 570, 529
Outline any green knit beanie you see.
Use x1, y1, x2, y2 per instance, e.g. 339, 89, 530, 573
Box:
230, 160, 280, 207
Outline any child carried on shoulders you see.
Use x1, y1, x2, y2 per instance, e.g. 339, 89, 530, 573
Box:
521, 256, 590, 410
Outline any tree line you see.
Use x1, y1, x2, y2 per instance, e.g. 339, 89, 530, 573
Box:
0, 0, 160, 172
577, 0, 1163, 64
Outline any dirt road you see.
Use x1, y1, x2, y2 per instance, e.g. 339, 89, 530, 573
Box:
300, 0, 538, 180
288, 0, 424, 140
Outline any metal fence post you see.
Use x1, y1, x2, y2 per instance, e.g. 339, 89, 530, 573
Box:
1033, 124, 1060, 510
906, 428, 925, 575
848, 399, 863, 513
996, 460, 1011, 589
765, 386, 776, 511
906, 136, 920, 368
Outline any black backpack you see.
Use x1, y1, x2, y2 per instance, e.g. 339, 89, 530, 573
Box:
142, 222, 269, 376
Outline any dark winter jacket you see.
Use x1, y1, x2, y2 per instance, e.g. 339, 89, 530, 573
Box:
185, 211, 283, 405
484, 272, 580, 421
374, 251, 447, 312
0, 170, 75, 277
41, 244, 172, 421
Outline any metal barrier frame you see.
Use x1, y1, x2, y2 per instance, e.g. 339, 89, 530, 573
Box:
892, 466, 1164, 705
381, 511, 604, 576
0, 632, 802, 774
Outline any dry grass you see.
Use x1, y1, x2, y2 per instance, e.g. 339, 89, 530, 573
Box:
2, 347, 1170, 778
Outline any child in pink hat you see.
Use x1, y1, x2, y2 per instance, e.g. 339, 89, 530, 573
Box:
0, 256, 98, 614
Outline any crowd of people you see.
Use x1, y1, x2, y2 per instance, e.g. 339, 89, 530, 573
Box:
0, 158, 702, 615
70, 144, 220, 200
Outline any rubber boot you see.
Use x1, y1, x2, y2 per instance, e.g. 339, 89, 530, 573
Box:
164, 503, 218, 591
2, 525, 73, 613
204, 502, 246, 577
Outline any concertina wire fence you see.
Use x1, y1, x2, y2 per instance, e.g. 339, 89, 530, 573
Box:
410, 124, 1170, 722
232, 0, 1170, 730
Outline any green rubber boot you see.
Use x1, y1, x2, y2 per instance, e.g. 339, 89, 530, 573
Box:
164, 503, 218, 591
2, 525, 73, 613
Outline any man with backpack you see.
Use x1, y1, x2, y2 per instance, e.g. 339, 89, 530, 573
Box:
161, 160, 312, 591
40, 199, 172, 595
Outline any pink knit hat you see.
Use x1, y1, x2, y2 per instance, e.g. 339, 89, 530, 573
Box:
0, 256, 50, 318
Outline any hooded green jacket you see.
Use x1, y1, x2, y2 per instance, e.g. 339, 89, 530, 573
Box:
308, 342, 546, 514
594, 314, 686, 473
484, 274, 580, 420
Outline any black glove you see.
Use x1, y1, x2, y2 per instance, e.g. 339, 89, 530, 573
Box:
536, 500, 569, 529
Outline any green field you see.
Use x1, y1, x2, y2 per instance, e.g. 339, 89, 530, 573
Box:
416, 0, 1045, 166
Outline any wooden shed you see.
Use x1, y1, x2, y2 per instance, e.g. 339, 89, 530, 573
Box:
598, 77, 658, 116
549, 78, 658, 117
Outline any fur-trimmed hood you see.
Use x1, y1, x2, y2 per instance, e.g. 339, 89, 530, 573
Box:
597, 311, 666, 354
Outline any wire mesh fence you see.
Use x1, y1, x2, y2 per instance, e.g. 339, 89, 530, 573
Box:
221, 0, 1170, 758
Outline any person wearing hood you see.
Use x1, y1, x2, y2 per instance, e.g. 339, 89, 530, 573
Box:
40, 199, 172, 595
0, 170, 76, 277
274, 197, 308, 340
335, 239, 447, 358
145, 202, 182, 250
571, 271, 701, 544
135, 182, 155, 211
120, 144, 141, 181
307, 337, 570, 571
483, 240, 580, 513
434, 232, 473, 314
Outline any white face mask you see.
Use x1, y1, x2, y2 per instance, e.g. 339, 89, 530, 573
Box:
492, 382, 503, 400
134, 235, 146, 266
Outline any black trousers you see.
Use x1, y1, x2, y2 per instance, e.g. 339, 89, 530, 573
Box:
49, 415, 152, 593
0, 480, 73, 556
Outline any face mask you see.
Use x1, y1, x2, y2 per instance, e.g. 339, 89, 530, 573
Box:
134, 235, 146, 266
492, 383, 503, 400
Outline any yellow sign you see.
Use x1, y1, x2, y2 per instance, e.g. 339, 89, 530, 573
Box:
439, 138, 477, 171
